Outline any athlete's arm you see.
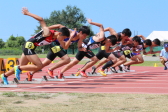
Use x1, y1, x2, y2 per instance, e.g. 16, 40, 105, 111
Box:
22, 7, 51, 37
48, 24, 65, 29
105, 43, 120, 53
87, 18, 104, 41
57, 29, 76, 49
137, 35, 146, 40
78, 39, 87, 51
104, 27, 117, 36
22, 7, 47, 29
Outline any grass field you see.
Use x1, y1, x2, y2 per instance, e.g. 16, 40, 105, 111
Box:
0, 92, 168, 112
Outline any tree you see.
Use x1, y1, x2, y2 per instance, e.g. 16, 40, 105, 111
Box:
16, 36, 26, 46
0, 39, 5, 48
5, 35, 26, 48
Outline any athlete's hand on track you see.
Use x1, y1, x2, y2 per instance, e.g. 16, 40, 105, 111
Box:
22, 7, 29, 15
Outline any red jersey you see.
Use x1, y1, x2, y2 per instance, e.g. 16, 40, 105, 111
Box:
28, 30, 57, 46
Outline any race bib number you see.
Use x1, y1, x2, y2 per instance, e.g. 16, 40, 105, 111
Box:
124, 50, 131, 55
51, 46, 61, 53
25, 42, 35, 49
101, 46, 105, 50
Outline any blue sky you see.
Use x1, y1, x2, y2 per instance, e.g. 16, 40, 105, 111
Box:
0, 0, 168, 42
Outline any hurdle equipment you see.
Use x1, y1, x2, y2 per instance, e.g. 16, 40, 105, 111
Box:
87, 72, 102, 76
63, 74, 82, 79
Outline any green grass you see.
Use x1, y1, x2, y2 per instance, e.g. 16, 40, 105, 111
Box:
0, 92, 168, 112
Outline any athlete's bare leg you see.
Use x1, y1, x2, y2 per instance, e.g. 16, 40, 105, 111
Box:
60, 57, 80, 74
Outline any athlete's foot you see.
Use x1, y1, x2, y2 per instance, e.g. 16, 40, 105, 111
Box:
58, 72, 63, 79
120, 64, 127, 72
1, 74, 9, 85
110, 67, 118, 73
79, 71, 88, 78
27, 72, 33, 81
47, 69, 54, 78
91, 66, 96, 74
118, 65, 123, 71
164, 66, 167, 70
98, 69, 107, 76
14, 66, 21, 80
75, 71, 80, 76
127, 65, 130, 70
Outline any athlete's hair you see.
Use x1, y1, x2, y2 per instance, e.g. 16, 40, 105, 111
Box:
122, 28, 132, 37
144, 39, 152, 46
78, 26, 90, 35
153, 38, 161, 46
58, 27, 70, 37
107, 35, 117, 45
132, 36, 141, 44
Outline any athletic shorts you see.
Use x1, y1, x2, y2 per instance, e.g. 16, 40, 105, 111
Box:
75, 50, 95, 61
23, 41, 37, 55
96, 50, 111, 60
112, 51, 123, 58
47, 43, 66, 61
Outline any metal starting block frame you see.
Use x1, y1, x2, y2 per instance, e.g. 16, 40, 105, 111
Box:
87, 72, 102, 76
104, 69, 113, 75
43, 76, 64, 81
13, 78, 42, 84
0, 83, 17, 88
63, 74, 82, 79
126, 70, 135, 72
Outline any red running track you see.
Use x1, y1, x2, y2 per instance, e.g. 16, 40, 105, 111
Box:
0, 63, 168, 94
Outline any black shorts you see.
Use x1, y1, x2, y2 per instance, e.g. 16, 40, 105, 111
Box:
75, 50, 95, 61
112, 51, 123, 58
96, 50, 111, 60
23, 41, 37, 55
47, 43, 66, 61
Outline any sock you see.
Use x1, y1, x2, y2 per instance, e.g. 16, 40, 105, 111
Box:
18, 66, 22, 71
4, 74, 8, 78
102, 60, 114, 70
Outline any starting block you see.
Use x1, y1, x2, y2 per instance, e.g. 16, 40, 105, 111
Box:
0, 83, 17, 88
117, 70, 126, 73
43, 76, 64, 81
87, 72, 103, 76
63, 74, 82, 79
126, 70, 135, 72
13, 78, 42, 84
104, 69, 113, 75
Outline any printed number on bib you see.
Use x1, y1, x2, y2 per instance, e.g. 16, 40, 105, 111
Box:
51, 46, 61, 53
101, 46, 105, 50
25, 42, 35, 49
124, 50, 131, 55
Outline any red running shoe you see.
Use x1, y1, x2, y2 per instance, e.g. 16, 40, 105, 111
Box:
27, 72, 33, 81
58, 71, 63, 79
80, 71, 88, 78
47, 69, 54, 78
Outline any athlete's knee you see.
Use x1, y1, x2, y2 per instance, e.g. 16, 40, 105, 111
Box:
64, 58, 71, 64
